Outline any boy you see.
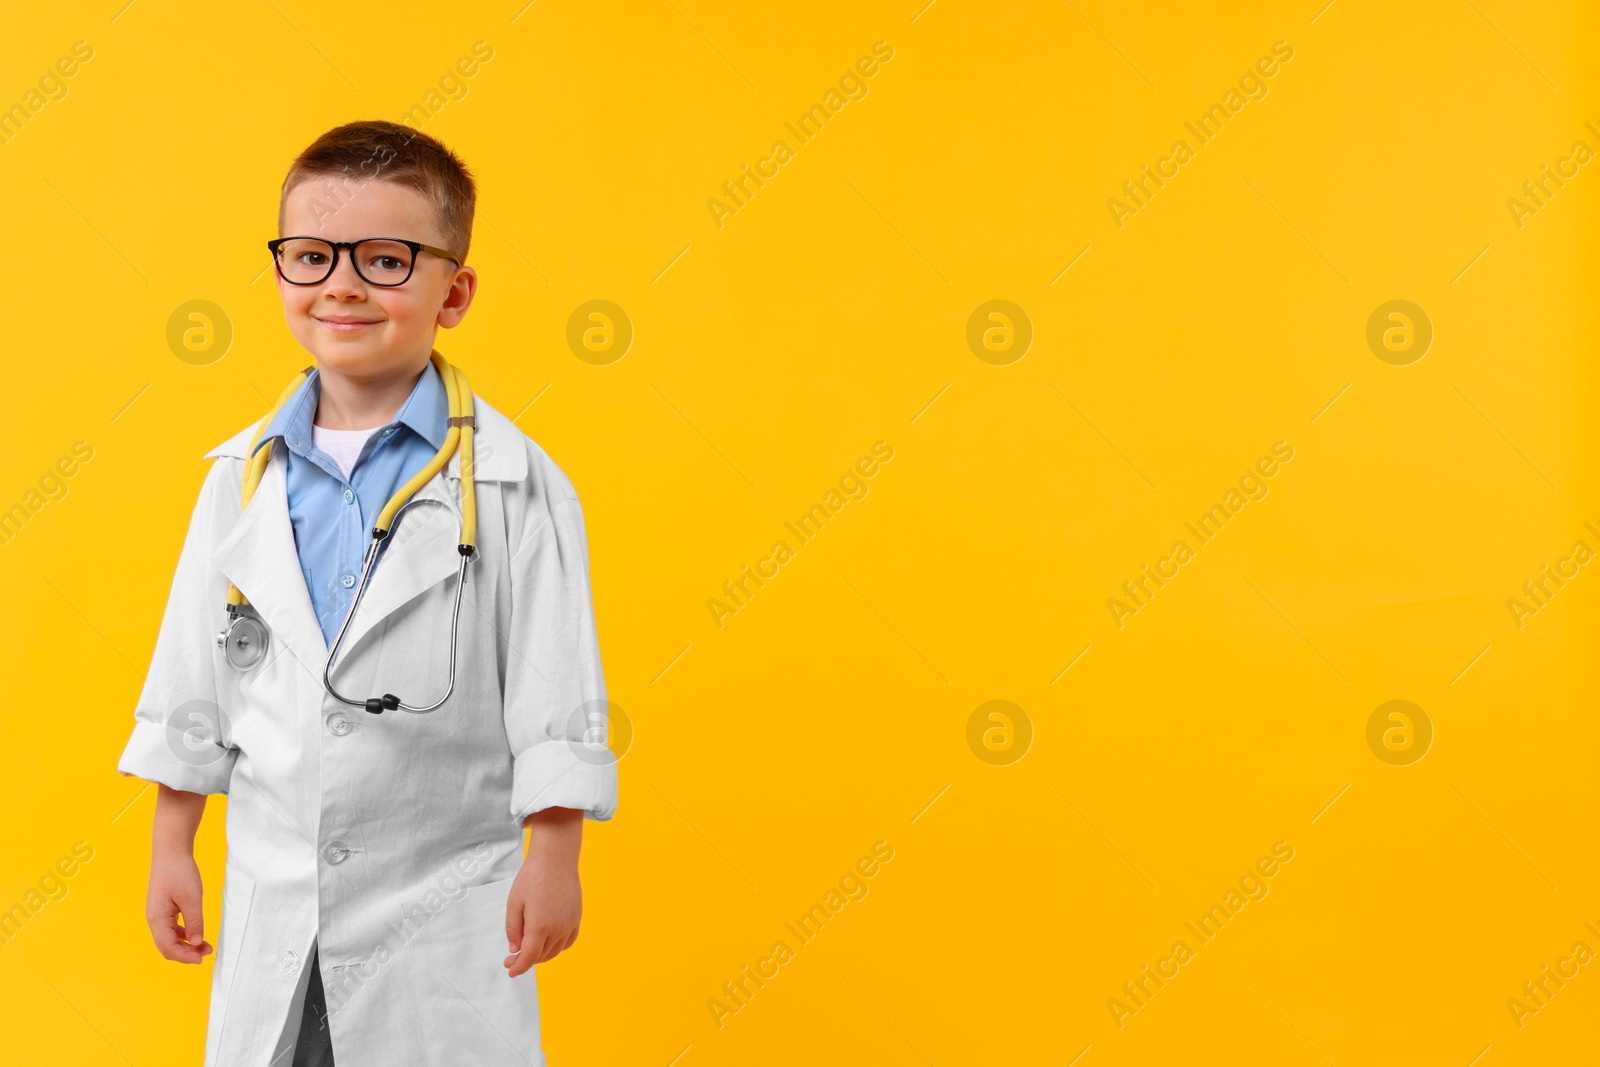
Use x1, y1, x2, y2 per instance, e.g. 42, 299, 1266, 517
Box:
116, 120, 617, 1066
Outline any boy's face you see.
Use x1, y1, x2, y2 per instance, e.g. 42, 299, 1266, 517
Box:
276, 178, 476, 382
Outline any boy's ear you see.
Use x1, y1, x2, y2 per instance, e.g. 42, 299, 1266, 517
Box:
435, 267, 477, 329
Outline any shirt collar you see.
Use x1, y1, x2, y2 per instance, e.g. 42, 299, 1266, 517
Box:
250, 358, 449, 458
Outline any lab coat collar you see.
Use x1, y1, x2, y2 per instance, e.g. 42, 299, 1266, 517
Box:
204, 375, 527, 671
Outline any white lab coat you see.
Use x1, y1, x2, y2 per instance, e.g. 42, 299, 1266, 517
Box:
117, 390, 617, 1066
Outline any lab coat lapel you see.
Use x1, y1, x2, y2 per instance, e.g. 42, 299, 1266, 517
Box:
204, 389, 525, 674
335, 394, 526, 656
334, 467, 465, 657
210, 447, 332, 680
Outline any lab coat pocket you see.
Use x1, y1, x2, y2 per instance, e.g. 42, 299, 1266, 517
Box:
402, 873, 545, 1066
207, 869, 256, 1062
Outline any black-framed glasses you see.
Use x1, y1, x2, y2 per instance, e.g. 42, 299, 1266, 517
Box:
267, 236, 463, 286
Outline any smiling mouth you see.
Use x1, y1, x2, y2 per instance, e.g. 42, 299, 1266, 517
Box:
315, 317, 381, 331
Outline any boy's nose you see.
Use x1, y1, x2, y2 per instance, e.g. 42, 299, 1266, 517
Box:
322, 254, 368, 292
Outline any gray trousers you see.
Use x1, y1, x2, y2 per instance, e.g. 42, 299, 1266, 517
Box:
294, 943, 335, 1066
271, 941, 335, 1067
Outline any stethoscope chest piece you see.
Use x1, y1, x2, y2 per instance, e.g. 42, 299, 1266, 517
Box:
218, 604, 270, 671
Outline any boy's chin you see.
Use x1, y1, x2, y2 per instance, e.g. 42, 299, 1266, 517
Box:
311, 346, 372, 371
308, 340, 428, 381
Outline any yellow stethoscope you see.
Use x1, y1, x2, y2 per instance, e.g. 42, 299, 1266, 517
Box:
216, 350, 478, 715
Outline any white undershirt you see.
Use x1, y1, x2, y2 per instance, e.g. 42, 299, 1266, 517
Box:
311, 424, 380, 480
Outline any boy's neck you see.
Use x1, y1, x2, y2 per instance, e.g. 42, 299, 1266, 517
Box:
314, 361, 427, 431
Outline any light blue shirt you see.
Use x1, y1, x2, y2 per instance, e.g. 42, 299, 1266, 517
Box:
250, 361, 448, 647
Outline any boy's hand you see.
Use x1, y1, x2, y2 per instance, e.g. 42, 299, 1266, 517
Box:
504, 807, 583, 977
147, 784, 211, 964
147, 846, 212, 963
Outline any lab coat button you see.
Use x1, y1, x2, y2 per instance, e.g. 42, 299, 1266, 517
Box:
323, 842, 350, 864
327, 713, 354, 736
278, 950, 299, 976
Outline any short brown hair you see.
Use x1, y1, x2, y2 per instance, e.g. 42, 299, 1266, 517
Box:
278, 119, 477, 262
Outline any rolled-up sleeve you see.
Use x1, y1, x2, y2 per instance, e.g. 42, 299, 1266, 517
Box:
505, 480, 618, 823
116, 461, 238, 795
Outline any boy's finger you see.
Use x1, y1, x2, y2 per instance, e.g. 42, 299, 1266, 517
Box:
504, 897, 523, 970
507, 933, 545, 977
173, 888, 203, 942
150, 898, 191, 961
151, 919, 180, 959
164, 921, 205, 963
505, 898, 524, 953
544, 926, 577, 961
174, 923, 200, 961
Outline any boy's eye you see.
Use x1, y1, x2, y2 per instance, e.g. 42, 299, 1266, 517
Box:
359, 241, 414, 276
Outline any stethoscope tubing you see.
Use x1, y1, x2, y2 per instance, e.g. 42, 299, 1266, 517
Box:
322, 497, 473, 715
220, 352, 478, 714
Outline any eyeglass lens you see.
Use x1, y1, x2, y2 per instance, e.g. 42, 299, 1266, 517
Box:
276, 239, 415, 284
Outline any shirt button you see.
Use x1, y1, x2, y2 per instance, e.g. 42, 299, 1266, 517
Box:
327, 713, 354, 736
323, 842, 350, 864
278, 950, 300, 976
341, 574, 355, 588
343, 489, 355, 504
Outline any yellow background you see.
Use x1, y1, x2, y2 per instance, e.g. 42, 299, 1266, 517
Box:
2, 1, 1597, 1063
